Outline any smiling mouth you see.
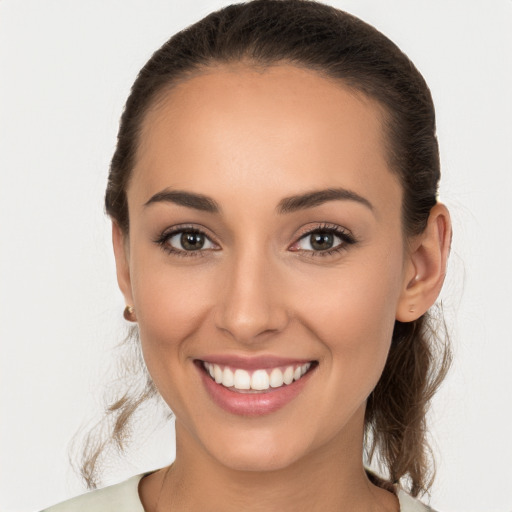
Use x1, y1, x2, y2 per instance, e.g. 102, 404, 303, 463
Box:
197, 360, 318, 393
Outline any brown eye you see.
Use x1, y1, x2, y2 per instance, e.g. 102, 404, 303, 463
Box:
296, 231, 341, 252
309, 232, 335, 251
165, 230, 216, 252
289, 226, 356, 256
180, 232, 205, 250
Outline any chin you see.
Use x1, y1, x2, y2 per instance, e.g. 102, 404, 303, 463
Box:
215, 446, 300, 473
199, 427, 310, 473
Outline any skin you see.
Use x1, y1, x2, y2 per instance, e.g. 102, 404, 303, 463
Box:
113, 64, 451, 512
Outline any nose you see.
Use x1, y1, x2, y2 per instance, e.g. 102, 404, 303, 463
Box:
214, 248, 289, 345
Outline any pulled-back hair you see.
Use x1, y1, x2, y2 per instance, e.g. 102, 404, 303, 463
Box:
78, 0, 450, 497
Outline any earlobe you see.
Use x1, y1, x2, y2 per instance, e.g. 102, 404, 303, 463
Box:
396, 203, 452, 322
112, 221, 134, 308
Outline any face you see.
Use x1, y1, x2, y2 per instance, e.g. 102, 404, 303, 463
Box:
116, 64, 414, 472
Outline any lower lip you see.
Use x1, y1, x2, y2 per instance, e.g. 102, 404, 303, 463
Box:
197, 362, 316, 417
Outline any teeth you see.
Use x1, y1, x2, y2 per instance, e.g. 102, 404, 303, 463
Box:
203, 362, 312, 391
283, 366, 294, 385
233, 369, 251, 390
269, 367, 284, 388
223, 367, 234, 387
251, 370, 270, 390
214, 365, 223, 384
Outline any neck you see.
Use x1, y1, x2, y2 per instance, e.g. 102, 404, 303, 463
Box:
148, 407, 398, 512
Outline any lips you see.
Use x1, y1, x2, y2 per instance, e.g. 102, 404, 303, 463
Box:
195, 356, 317, 416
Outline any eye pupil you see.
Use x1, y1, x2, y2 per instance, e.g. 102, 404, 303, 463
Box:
181, 232, 205, 250
310, 232, 334, 250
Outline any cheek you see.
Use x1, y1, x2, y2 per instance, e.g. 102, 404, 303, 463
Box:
294, 255, 403, 378
130, 261, 221, 420
129, 252, 218, 376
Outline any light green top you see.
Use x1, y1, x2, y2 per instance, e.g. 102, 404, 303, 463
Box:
41, 472, 435, 512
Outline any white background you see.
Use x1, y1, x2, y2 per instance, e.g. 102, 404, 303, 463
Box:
1, 1, 511, 511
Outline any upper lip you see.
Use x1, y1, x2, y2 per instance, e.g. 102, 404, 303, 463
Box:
196, 354, 316, 370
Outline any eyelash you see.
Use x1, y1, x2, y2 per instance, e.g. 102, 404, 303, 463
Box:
292, 223, 357, 258
154, 225, 214, 258
153, 223, 357, 258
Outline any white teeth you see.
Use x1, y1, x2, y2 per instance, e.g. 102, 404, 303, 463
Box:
222, 367, 234, 387
214, 364, 223, 384
269, 367, 284, 388
283, 366, 294, 385
203, 361, 313, 391
233, 369, 251, 390
251, 369, 270, 390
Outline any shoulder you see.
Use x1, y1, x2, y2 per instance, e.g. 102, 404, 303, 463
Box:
397, 488, 438, 512
40, 474, 146, 512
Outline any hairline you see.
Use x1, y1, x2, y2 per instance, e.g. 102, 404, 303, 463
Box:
127, 58, 407, 238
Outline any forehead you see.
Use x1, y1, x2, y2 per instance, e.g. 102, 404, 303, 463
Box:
131, 64, 401, 216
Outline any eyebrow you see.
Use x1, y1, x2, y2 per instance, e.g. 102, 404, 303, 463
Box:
277, 188, 374, 214
143, 186, 373, 215
144, 189, 220, 213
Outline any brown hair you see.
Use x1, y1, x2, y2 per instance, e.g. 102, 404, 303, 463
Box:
78, 0, 451, 496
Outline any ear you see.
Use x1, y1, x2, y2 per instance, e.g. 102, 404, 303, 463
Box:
396, 203, 452, 322
112, 221, 135, 308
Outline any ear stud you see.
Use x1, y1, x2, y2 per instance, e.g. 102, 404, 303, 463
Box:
123, 305, 136, 321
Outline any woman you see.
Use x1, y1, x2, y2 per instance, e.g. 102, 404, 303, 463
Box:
42, 1, 451, 510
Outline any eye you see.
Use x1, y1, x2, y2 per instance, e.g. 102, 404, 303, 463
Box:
155, 227, 218, 256
289, 224, 356, 256
298, 231, 340, 251
169, 231, 215, 251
